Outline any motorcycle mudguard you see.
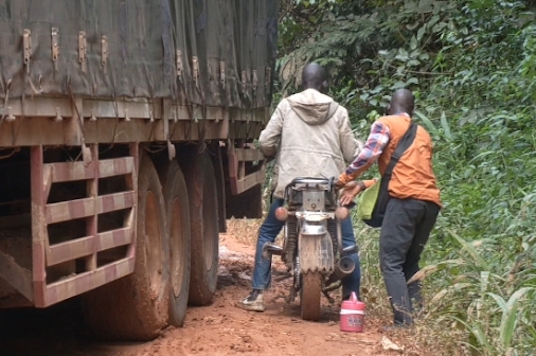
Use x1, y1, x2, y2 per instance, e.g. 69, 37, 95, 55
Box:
298, 232, 334, 274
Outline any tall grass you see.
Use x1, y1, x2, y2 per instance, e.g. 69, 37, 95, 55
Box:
353, 108, 536, 355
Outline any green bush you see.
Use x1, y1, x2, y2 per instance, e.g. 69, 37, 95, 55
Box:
277, 0, 536, 354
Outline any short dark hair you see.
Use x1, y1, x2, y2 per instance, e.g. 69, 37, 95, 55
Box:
389, 89, 415, 114
302, 62, 328, 89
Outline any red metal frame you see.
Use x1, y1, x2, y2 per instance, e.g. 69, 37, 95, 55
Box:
30, 143, 139, 307
227, 141, 266, 195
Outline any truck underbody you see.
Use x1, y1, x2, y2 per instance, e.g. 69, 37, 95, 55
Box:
0, 0, 278, 339
0, 97, 267, 339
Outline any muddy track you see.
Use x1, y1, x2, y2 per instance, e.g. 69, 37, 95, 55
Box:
0, 235, 391, 356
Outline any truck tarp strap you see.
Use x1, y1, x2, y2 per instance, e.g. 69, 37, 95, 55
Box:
0, 0, 278, 110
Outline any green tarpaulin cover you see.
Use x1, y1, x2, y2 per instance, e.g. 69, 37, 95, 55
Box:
0, 0, 278, 109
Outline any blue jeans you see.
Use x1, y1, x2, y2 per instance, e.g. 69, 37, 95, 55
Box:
251, 198, 361, 299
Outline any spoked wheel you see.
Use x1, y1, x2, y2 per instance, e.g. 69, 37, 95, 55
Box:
300, 271, 322, 321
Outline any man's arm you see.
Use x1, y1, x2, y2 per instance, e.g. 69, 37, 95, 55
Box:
258, 101, 286, 157
338, 108, 363, 164
337, 120, 390, 185
339, 178, 378, 206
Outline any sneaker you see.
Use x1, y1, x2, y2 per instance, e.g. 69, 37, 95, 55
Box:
237, 289, 265, 312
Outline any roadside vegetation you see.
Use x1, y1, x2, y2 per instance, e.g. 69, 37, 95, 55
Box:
270, 1, 536, 355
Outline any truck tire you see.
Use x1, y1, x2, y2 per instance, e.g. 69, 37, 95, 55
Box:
82, 151, 169, 341
184, 151, 219, 306
158, 159, 191, 327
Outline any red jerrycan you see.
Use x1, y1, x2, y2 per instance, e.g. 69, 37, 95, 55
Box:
339, 292, 365, 332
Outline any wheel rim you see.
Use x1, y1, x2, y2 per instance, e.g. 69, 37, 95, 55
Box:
144, 191, 163, 300
170, 197, 184, 298
202, 177, 216, 271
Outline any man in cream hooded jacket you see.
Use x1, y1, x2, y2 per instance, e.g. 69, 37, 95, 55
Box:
239, 63, 363, 312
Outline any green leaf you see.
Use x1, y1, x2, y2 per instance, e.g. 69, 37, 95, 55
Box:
414, 111, 438, 136
446, 229, 490, 271
417, 26, 427, 41
396, 48, 409, 62
440, 111, 452, 140
406, 21, 420, 31
417, 0, 434, 14
487, 292, 507, 314
419, 53, 429, 61
500, 287, 534, 348
450, 316, 493, 351
407, 59, 421, 67
410, 35, 418, 50
391, 81, 407, 90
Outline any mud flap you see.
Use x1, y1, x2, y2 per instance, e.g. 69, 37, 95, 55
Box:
298, 232, 334, 274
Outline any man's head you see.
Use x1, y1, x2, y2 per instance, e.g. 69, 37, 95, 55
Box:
301, 62, 328, 92
387, 89, 415, 116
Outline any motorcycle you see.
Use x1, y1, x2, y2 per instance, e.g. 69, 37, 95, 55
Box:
262, 177, 358, 321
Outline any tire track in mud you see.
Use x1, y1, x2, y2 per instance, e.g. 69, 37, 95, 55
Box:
0, 238, 389, 356
103, 241, 388, 356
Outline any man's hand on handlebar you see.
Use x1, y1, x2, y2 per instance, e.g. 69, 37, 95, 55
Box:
334, 178, 345, 190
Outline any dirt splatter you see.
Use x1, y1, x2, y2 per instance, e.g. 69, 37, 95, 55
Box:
0, 233, 392, 356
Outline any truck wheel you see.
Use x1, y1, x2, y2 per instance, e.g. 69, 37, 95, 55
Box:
300, 271, 322, 321
184, 151, 219, 306
82, 151, 169, 341
158, 159, 191, 327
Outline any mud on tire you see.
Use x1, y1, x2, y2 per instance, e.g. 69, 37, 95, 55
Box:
157, 158, 191, 327
183, 150, 219, 306
300, 271, 322, 322
82, 151, 170, 341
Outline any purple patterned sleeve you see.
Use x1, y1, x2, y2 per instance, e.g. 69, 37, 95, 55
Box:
344, 121, 390, 177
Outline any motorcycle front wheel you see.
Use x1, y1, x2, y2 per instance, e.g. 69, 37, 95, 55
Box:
300, 271, 322, 321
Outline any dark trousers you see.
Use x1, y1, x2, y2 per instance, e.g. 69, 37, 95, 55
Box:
379, 197, 440, 325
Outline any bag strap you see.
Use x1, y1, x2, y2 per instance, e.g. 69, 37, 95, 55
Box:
383, 121, 418, 177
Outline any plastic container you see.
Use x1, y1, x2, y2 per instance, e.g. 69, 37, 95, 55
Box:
340, 292, 365, 332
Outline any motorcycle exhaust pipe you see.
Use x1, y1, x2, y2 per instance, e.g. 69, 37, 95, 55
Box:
334, 256, 356, 279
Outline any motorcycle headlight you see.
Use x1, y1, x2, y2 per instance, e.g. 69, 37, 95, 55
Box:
301, 220, 326, 235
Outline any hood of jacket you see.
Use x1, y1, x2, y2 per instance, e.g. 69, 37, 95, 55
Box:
286, 88, 340, 126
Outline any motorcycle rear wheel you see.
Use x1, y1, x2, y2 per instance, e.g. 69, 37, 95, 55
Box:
300, 271, 322, 321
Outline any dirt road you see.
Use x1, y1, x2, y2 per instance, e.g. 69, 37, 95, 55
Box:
0, 233, 394, 356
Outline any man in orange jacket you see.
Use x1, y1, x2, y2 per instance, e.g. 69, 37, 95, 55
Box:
337, 89, 442, 328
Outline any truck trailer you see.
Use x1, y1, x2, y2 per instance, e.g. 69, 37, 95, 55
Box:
0, 0, 278, 341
